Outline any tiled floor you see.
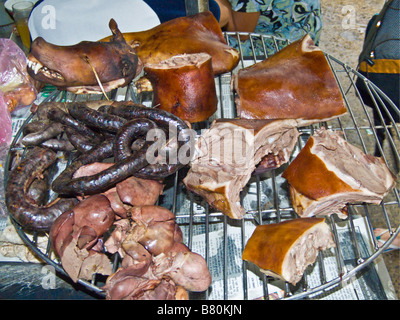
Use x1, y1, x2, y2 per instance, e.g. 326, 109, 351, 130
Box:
318, 0, 399, 299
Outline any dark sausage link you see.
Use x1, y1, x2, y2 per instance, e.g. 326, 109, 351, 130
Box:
51, 103, 193, 196
110, 104, 190, 137
23, 120, 52, 135
133, 163, 182, 180
21, 122, 64, 147
52, 147, 149, 196
65, 127, 98, 153
26, 171, 50, 206
47, 106, 101, 143
51, 137, 115, 195
41, 138, 75, 152
31, 101, 68, 120
66, 102, 127, 133
109, 104, 192, 178
5, 147, 78, 231
114, 118, 157, 162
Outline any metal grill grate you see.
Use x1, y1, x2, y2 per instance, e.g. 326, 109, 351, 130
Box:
3, 33, 400, 300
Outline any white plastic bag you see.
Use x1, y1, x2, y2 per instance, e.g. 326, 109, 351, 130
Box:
0, 90, 12, 146
0, 38, 37, 113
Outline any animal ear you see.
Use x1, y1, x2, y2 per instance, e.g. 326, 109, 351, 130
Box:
109, 18, 124, 42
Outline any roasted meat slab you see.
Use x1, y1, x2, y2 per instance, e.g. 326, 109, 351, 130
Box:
282, 128, 397, 219
101, 12, 239, 75
183, 119, 299, 219
234, 35, 347, 126
242, 217, 335, 285
144, 53, 218, 123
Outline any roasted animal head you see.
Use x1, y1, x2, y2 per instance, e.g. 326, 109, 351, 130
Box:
101, 12, 240, 75
27, 19, 143, 94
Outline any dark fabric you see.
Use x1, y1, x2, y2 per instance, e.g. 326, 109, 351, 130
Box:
144, 0, 220, 22
356, 0, 399, 123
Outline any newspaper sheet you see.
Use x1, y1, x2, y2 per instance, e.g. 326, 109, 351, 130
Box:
188, 213, 397, 300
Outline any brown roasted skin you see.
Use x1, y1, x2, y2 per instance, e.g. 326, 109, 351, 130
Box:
242, 218, 326, 277
144, 53, 218, 123
101, 12, 240, 75
282, 136, 357, 200
27, 19, 142, 93
234, 35, 347, 125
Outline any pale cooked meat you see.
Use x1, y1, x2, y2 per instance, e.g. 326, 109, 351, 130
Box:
242, 217, 335, 285
282, 128, 397, 219
183, 119, 299, 219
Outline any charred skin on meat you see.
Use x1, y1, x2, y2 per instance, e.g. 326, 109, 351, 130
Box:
27, 19, 142, 94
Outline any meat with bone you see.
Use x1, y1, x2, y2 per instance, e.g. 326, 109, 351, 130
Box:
282, 128, 397, 219
101, 12, 240, 76
242, 217, 335, 285
143, 53, 218, 123
183, 119, 299, 219
234, 35, 347, 126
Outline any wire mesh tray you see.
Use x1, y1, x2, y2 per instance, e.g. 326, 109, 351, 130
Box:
3, 33, 400, 300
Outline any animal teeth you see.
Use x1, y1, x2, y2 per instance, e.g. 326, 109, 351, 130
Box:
34, 62, 42, 74
27, 59, 43, 74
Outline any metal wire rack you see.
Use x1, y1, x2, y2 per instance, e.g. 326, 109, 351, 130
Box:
3, 33, 400, 300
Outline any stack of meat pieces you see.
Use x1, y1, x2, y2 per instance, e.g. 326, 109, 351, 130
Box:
49, 166, 164, 282
183, 34, 352, 220
241, 127, 396, 284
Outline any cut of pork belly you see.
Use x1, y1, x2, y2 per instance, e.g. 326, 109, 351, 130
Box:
233, 35, 347, 127
183, 119, 299, 219
242, 217, 335, 285
282, 128, 397, 219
